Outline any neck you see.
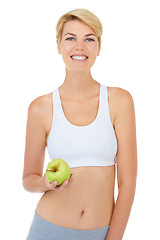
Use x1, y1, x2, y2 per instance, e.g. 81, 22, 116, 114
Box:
60, 68, 98, 100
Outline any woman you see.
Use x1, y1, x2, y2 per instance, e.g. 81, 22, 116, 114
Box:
23, 8, 137, 240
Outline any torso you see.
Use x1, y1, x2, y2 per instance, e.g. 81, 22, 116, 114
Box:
36, 84, 117, 230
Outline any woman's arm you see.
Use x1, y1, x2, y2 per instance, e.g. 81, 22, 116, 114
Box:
106, 88, 137, 240
22, 96, 74, 193
23, 96, 50, 193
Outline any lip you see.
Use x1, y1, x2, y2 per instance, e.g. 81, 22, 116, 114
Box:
70, 54, 89, 59
70, 55, 89, 63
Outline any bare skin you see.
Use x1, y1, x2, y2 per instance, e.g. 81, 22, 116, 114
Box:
23, 20, 137, 239
36, 85, 116, 230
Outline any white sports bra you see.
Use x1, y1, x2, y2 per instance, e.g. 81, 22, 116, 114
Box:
47, 83, 117, 168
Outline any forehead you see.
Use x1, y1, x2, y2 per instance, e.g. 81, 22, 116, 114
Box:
62, 20, 96, 36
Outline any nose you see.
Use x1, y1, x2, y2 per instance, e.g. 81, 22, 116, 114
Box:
74, 40, 84, 51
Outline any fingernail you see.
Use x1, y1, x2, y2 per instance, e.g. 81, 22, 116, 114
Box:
65, 181, 68, 184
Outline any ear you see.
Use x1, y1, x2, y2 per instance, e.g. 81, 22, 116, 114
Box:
56, 39, 61, 54
97, 48, 100, 57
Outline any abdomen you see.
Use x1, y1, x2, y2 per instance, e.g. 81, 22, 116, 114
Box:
36, 165, 115, 230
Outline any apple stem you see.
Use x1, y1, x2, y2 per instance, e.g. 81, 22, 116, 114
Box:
46, 169, 56, 172
46, 162, 61, 173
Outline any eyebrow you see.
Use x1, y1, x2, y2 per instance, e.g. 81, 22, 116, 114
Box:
64, 33, 97, 37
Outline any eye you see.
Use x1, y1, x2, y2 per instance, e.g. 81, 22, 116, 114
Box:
86, 38, 95, 42
66, 37, 75, 41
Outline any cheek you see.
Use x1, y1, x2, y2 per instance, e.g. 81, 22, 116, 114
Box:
88, 43, 99, 55
60, 42, 73, 55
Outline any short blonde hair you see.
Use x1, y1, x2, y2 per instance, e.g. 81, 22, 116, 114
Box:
56, 8, 103, 50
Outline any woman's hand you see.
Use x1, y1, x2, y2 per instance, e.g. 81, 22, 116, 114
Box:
43, 173, 74, 192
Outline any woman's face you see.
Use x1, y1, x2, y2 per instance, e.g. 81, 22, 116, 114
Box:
57, 20, 100, 73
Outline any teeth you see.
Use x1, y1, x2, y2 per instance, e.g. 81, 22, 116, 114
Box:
71, 55, 88, 60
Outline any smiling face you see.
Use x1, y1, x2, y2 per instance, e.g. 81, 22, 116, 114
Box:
57, 20, 100, 73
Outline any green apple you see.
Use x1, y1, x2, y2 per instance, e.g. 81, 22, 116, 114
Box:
46, 159, 71, 186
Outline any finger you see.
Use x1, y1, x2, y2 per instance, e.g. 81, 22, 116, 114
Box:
61, 180, 69, 188
55, 185, 64, 191
52, 180, 58, 186
65, 177, 74, 188
48, 180, 58, 190
54, 175, 74, 191
64, 174, 74, 185
55, 180, 68, 191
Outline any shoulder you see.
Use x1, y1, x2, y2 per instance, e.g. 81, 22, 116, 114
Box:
28, 92, 52, 121
107, 87, 134, 110
107, 86, 133, 103
107, 87, 135, 125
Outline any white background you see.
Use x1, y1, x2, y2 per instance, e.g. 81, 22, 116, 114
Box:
0, 0, 160, 239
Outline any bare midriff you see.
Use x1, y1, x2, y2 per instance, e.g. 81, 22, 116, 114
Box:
36, 165, 115, 230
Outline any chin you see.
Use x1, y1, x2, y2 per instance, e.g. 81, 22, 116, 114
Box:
66, 63, 95, 74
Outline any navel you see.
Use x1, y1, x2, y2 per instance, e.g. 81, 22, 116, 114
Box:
81, 210, 85, 216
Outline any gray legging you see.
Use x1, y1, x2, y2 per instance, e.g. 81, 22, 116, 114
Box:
26, 211, 110, 240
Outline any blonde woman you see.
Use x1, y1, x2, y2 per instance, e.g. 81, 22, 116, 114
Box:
23, 8, 137, 240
